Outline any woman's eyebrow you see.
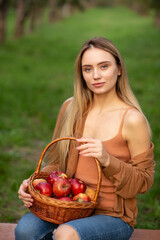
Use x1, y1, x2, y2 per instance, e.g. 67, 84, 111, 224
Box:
82, 61, 111, 68
99, 61, 111, 64
82, 64, 92, 68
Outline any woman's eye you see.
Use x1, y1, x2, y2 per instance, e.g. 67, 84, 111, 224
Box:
84, 68, 91, 72
101, 65, 108, 69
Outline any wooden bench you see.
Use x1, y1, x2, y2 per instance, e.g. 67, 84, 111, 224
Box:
0, 223, 159, 240
0, 223, 17, 240
130, 229, 160, 240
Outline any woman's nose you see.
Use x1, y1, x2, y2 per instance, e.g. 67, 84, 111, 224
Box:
93, 69, 101, 79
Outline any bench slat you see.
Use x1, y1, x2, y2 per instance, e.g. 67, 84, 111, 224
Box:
130, 229, 160, 240
0, 223, 17, 240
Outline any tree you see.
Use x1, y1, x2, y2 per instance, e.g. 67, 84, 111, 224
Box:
49, 0, 59, 22
124, 0, 151, 16
150, 0, 160, 27
61, 0, 72, 18
54, 0, 87, 19
0, 0, 9, 43
29, 0, 46, 31
14, 0, 32, 38
94, 0, 115, 7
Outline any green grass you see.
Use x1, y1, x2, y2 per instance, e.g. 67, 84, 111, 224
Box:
0, 6, 160, 229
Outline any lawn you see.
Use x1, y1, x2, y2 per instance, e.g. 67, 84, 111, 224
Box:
0, 6, 160, 229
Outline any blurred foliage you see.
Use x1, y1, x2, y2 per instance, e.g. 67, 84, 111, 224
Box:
0, 0, 160, 43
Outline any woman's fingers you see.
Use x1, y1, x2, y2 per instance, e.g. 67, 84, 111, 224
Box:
18, 179, 34, 207
77, 137, 97, 144
76, 137, 109, 166
76, 138, 102, 154
78, 145, 100, 155
76, 139, 100, 150
18, 194, 33, 203
18, 193, 34, 207
77, 145, 102, 159
18, 189, 32, 199
20, 197, 33, 207
24, 202, 33, 208
77, 144, 98, 152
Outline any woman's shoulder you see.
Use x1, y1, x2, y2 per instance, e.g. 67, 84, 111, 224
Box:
62, 97, 73, 106
56, 97, 73, 120
123, 108, 151, 156
60, 97, 73, 111
124, 108, 148, 129
123, 108, 151, 145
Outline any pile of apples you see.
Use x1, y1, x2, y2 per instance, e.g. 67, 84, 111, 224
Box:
33, 171, 95, 203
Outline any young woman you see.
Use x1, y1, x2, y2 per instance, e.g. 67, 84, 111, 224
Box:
15, 37, 155, 240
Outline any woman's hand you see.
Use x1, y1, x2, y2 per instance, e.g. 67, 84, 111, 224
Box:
76, 137, 109, 167
18, 179, 34, 208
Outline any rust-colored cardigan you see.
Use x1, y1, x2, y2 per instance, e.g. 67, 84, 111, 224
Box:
43, 99, 155, 227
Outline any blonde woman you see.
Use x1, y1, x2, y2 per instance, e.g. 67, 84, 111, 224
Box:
16, 37, 155, 240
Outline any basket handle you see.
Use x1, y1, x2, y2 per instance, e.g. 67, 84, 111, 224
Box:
35, 137, 102, 203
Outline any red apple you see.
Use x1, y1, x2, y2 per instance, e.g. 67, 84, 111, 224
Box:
53, 178, 71, 197
73, 193, 90, 202
70, 178, 86, 196
33, 178, 47, 188
47, 171, 68, 185
35, 182, 52, 197
59, 196, 73, 201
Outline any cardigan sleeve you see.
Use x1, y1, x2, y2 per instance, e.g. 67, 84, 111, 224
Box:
52, 97, 72, 140
102, 143, 155, 199
41, 98, 72, 173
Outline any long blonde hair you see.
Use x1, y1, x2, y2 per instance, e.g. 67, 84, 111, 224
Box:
48, 37, 150, 171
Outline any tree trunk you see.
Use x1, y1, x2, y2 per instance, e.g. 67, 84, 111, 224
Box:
14, 0, 29, 38
0, 0, 9, 43
30, 6, 43, 31
129, 2, 149, 16
49, 0, 58, 23
155, 9, 160, 28
62, 2, 72, 18
29, 0, 39, 31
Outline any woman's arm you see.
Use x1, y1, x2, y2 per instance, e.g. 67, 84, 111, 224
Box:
77, 110, 155, 199
123, 109, 151, 158
52, 97, 73, 140
18, 98, 73, 207
102, 110, 155, 199
41, 97, 73, 173
102, 144, 154, 199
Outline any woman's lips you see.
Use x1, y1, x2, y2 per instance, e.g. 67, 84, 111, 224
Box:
92, 82, 105, 87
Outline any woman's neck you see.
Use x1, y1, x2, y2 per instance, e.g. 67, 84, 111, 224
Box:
92, 89, 122, 112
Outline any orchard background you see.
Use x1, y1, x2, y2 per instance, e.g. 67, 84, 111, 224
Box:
0, 0, 160, 229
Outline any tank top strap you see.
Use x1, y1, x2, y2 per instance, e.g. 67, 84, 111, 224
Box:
118, 107, 135, 134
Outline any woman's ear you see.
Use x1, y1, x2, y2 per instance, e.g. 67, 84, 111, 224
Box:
118, 65, 121, 76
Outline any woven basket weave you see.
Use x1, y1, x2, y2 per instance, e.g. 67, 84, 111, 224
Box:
28, 137, 102, 224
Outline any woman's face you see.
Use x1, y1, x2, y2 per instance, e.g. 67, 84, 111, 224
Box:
81, 47, 121, 95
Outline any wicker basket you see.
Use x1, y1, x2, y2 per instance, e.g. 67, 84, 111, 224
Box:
28, 137, 102, 224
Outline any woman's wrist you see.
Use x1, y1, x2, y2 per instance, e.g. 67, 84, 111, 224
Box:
101, 154, 110, 168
